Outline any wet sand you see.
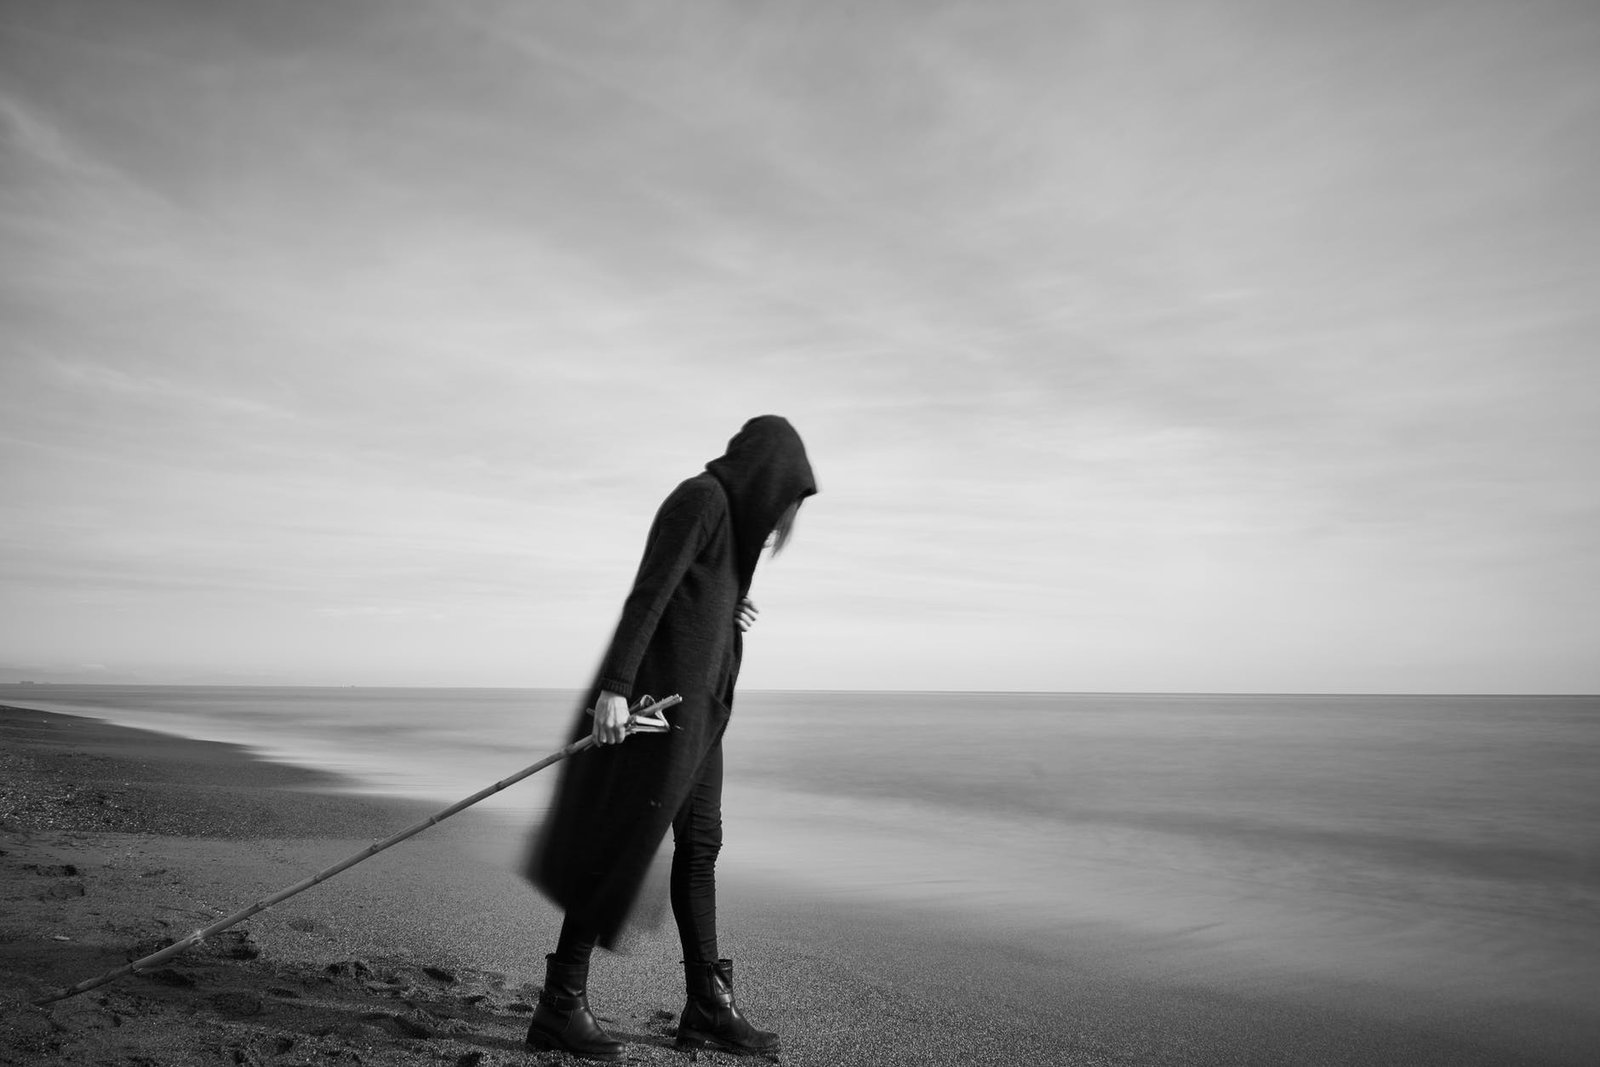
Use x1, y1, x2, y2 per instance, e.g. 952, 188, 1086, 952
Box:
1, 703, 1584, 1066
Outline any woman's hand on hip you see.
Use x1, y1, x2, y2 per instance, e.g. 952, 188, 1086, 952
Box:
591, 689, 630, 746
734, 597, 759, 632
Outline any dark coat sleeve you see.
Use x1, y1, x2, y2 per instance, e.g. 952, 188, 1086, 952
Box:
595, 491, 711, 700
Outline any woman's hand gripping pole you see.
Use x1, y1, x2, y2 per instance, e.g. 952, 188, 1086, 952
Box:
585, 693, 675, 747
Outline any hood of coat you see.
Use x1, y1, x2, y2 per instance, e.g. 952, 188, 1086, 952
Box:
704, 414, 817, 596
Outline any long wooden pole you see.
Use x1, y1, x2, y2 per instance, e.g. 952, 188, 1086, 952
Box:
34, 694, 681, 1006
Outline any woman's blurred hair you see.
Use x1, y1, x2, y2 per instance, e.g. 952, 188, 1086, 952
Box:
770, 499, 801, 556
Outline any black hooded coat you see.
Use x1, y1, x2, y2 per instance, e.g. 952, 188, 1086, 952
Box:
525, 416, 817, 948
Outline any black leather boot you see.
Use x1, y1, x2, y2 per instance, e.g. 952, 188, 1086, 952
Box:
525, 954, 623, 1061
677, 958, 780, 1056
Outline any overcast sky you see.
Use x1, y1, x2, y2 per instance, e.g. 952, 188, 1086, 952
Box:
2, 0, 1596, 693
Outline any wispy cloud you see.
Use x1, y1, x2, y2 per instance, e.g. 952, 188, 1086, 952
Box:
1, 0, 1597, 690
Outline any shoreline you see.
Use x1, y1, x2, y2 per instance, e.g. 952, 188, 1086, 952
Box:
2, 702, 1589, 1066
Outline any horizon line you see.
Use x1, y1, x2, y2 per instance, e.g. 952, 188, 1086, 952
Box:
0, 681, 1595, 699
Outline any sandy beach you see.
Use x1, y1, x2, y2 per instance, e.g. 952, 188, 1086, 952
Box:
2, 702, 1588, 1067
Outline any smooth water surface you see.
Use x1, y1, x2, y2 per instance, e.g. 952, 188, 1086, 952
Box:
5, 684, 1597, 1038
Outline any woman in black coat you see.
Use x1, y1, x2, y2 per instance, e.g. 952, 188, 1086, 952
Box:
525, 415, 817, 1061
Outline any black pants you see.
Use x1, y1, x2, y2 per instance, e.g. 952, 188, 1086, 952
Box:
555, 739, 724, 965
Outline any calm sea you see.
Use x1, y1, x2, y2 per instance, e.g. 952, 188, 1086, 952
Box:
4, 685, 1597, 1045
